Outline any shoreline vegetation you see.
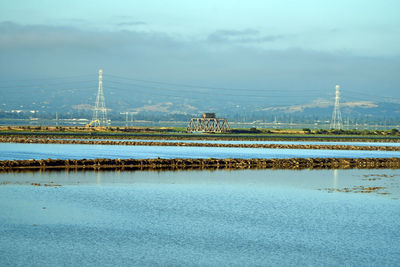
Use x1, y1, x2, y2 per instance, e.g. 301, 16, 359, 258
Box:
1, 137, 400, 151
0, 125, 400, 143
1, 158, 400, 171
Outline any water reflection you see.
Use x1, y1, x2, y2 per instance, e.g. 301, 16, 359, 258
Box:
0, 168, 399, 198
96, 171, 101, 186
317, 169, 400, 197
333, 169, 338, 189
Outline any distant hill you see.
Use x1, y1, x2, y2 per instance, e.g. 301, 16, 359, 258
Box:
1, 83, 399, 124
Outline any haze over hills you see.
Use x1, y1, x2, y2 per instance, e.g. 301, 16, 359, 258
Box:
0, 1, 399, 125
0, 73, 399, 124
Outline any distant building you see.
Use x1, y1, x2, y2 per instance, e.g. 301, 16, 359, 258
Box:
202, 113, 216, 118
187, 113, 230, 132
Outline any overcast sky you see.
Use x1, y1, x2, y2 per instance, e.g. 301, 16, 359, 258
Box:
0, 0, 399, 103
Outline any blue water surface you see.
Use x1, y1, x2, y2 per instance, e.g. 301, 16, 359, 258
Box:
1, 171, 399, 266
58, 138, 400, 146
1, 143, 400, 160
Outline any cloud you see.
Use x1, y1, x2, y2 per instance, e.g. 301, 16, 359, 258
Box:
207, 29, 284, 43
213, 29, 260, 37
0, 21, 398, 108
117, 21, 147, 27
0, 21, 175, 49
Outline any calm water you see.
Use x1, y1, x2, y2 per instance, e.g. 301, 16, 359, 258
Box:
1, 143, 400, 160
1, 169, 399, 266
56, 138, 400, 147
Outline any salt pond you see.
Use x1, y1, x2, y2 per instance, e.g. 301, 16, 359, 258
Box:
1, 169, 399, 266
54, 138, 400, 146
1, 143, 400, 161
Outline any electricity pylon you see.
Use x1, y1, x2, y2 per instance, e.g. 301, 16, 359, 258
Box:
330, 85, 343, 129
91, 69, 108, 126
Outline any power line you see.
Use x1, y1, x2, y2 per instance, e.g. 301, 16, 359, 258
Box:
107, 73, 321, 93
1, 72, 398, 105
105, 81, 325, 99
0, 80, 97, 89
345, 89, 400, 101
0, 74, 93, 83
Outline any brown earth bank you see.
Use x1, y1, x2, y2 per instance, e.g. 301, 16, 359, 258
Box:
1, 137, 400, 151
1, 158, 400, 171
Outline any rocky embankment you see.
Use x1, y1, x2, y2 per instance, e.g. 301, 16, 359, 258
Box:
1, 157, 400, 171
1, 137, 400, 151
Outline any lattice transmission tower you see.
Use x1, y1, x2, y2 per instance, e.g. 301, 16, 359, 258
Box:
330, 85, 343, 129
187, 113, 230, 133
92, 69, 108, 126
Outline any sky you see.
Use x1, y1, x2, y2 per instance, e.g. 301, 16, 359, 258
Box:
0, 0, 399, 107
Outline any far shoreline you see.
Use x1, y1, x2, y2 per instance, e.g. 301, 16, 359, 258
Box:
0, 125, 399, 142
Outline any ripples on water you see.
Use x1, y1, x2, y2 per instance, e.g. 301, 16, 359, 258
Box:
0, 169, 399, 266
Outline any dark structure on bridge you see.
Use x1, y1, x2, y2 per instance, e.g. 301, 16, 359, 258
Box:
187, 113, 230, 133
